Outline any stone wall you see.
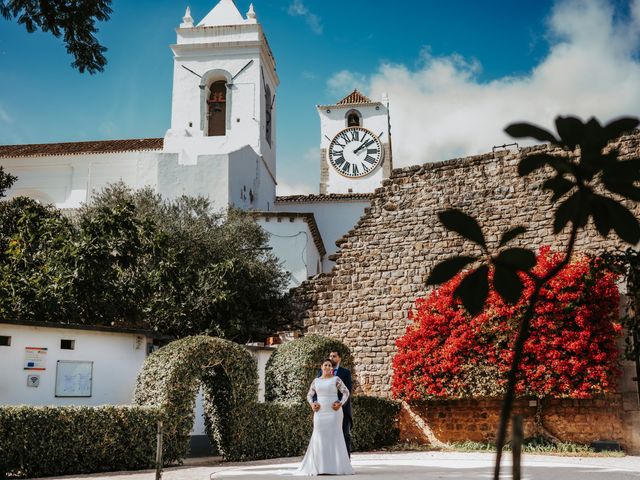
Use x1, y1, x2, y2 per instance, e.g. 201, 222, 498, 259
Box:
398, 396, 626, 446
290, 131, 640, 450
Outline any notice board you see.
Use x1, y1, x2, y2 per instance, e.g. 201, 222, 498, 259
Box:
55, 360, 93, 397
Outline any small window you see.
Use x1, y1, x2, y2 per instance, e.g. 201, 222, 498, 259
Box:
0, 335, 11, 346
61, 339, 75, 350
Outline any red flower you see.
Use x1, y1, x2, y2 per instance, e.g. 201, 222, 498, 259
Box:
392, 248, 621, 400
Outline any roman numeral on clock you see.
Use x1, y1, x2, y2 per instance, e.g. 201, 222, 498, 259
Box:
352, 164, 360, 175
364, 155, 377, 164
341, 161, 351, 173
367, 148, 379, 155
333, 155, 346, 167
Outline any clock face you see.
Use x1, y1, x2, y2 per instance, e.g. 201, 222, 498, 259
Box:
327, 127, 383, 178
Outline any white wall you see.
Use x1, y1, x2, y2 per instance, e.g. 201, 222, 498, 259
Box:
256, 216, 322, 288
2, 146, 275, 213
0, 324, 150, 406
274, 200, 370, 272
228, 145, 276, 211
2, 152, 159, 209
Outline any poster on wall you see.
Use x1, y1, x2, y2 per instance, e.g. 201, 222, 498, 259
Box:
55, 360, 93, 397
24, 347, 47, 370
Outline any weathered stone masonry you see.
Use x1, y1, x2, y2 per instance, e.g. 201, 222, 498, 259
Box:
291, 131, 640, 449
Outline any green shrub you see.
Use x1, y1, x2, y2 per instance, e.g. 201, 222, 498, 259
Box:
351, 396, 400, 451
265, 334, 353, 403
220, 398, 400, 461
133, 335, 257, 463
226, 402, 313, 461
0, 405, 161, 478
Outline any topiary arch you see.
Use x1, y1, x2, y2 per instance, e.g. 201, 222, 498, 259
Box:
265, 334, 353, 403
133, 334, 398, 464
133, 335, 258, 463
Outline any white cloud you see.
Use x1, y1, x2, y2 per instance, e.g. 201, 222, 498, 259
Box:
0, 105, 13, 124
277, 147, 318, 195
327, 0, 640, 168
288, 0, 322, 34
327, 71, 368, 96
277, 179, 317, 196
301, 70, 318, 81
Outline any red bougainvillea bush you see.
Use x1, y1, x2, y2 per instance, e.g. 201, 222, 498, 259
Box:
392, 247, 622, 401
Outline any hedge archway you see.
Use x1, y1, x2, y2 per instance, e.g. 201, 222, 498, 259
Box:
265, 334, 353, 403
133, 335, 257, 463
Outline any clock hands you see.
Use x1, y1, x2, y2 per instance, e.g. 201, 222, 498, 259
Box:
353, 138, 377, 155
328, 127, 382, 177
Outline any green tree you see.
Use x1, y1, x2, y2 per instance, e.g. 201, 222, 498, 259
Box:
1, 183, 289, 341
426, 115, 639, 479
0, 197, 77, 322
0, 0, 112, 73
78, 184, 289, 340
0, 166, 16, 198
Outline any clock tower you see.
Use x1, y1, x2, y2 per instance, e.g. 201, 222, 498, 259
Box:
317, 90, 393, 194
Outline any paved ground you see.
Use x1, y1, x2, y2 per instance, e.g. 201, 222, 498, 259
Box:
36, 451, 640, 480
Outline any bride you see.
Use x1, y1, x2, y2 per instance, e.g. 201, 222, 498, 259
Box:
295, 359, 354, 476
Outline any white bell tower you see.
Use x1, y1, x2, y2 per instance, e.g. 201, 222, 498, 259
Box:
163, 0, 279, 184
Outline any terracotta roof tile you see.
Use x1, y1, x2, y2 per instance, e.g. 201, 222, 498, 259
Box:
336, 89, 376, 105
0, 138, 164, 158
276, 193, 374, 203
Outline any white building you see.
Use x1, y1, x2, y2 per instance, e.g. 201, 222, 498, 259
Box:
0, 0, 393, 288
0, 320, 157, 407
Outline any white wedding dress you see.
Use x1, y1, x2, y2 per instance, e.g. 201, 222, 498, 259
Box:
295, 376, 354, 476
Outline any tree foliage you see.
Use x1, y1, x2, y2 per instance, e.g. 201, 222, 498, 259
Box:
394, 248, 621, 401
0, 183, 289, 341
0, 166, 16, 198
0, 0, 112, 73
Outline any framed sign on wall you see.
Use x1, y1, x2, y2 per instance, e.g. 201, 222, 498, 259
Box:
24, 347, 47, 370
55, 360, 93, 397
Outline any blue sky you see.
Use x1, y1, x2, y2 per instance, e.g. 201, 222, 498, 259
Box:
1, 0, 639, 194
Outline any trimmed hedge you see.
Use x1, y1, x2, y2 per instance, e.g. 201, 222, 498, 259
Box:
1, 334, 400, 477
265, 334, 353, 403
222, 396, 401, 461
351, 396, 400, 451
133, 335, 257, 463
0, 405, 161, 478
228, 402, 313, 460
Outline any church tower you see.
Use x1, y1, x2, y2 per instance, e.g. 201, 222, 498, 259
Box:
317, 90, 393, 194
163, 1, 279, 188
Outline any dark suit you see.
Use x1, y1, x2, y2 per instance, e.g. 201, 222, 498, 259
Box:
316, 366, 353, 455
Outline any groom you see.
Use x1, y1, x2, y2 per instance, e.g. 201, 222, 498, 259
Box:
315, 350, 353, 456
